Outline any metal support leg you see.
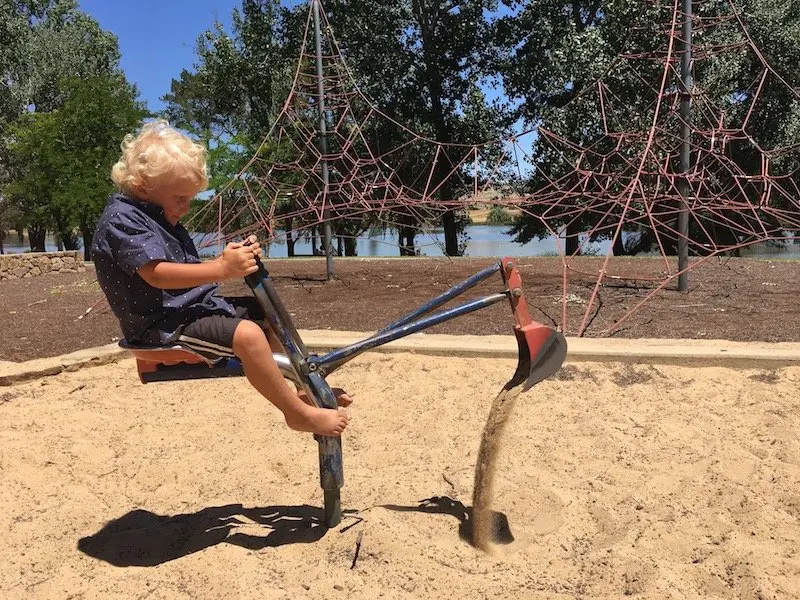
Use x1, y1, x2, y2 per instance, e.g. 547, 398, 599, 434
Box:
323, 488, 341, 527
309, 371, 343, 527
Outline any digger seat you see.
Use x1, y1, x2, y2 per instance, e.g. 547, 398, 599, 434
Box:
119, 339, 244, 383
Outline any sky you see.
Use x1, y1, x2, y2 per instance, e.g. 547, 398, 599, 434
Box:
78, 0, 238, 112
77, 0, 303, 113
75, 0, 530, 164
77, 0, 509, 115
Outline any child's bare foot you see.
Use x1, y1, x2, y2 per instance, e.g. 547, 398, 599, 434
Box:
285, 404, 350, 436
298, 387, 353, 408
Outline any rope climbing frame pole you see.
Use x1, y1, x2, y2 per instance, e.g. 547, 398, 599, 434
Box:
312, 0, 335, 281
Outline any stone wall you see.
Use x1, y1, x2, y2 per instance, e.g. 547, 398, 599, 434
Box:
0, 251, 85, 280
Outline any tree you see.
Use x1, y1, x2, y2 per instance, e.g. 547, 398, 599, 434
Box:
1, 0, 131, 253
3, 111, 58, 251
498, 0, 800, 256
49, 76, 148, 259
3, 75, 146, 256
1, 0, 121, 121
496, 0, 664, 255
297, 0, 511, 256
0, 200, 23, 254
165, 0, 291, 139
164, 1, 298, 253
0, 0, 32, 126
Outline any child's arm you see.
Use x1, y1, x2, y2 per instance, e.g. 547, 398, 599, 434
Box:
138, 238, 261, 290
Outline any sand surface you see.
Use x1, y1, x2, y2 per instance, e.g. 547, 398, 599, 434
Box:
1, 353, 799, 599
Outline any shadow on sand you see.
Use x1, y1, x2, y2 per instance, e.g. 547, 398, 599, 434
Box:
78, 503, 337, 567
380, 496, 514, 547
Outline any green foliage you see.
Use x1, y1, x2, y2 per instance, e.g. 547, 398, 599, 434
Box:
52, 76, 148, 253
1, 1, 144, 255
498, 0, 800, 255
164, 1, 301, 250
498, 1, 666, 253
316, 0, 508, 139
309, 0, 512, 255
3, 0, 121, 115
486, 205, 514, 225
167, 1, 511, 256
164, 0, 291, 141
3, 75, 147, 255
3, 110, 57, 249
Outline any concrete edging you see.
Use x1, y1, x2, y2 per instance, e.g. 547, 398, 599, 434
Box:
2, 330, 800, 386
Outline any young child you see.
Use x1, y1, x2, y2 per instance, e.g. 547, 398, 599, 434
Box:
91, 119, 349, 437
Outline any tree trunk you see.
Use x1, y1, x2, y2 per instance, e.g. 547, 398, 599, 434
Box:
79, 211, 96, 261
337, 235, 343, 257
65, 232, 79, 249
399, 226, 417, 256
413, 1, 462, 256
53, 211, 80, 251
407, 229, 417, 255
613, 232, 626, 256
311, 227, 319, 255
28, 225, 46, 252
441, 209, 459, 256
565, 221, 580, 256
81, 225, 93, 261
344, 236, 357, 256
286, 218, 296, 257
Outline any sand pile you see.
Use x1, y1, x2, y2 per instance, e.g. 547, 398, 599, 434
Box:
2, 353, 799, 599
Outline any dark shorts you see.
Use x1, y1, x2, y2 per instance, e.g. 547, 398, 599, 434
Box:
177, 296, 265, 361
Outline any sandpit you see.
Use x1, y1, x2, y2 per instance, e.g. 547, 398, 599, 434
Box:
1, 352, 799, 599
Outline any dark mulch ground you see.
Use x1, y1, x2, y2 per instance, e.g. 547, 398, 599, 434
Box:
2, 256, 798, 362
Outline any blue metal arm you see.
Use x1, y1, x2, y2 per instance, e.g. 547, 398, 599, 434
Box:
377, 261, 501, 334
309, 292, 509, 376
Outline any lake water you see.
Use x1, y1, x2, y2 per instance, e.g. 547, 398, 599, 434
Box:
3, 225, 800, 259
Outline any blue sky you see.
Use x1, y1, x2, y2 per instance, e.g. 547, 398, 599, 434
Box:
78, 0, 303, 113
78, 0, 238, 112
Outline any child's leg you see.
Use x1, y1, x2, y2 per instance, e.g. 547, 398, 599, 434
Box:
232, 320, 349, 436
224, 296, 352, 407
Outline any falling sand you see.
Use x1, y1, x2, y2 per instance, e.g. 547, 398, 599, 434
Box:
471, 383, 523, 552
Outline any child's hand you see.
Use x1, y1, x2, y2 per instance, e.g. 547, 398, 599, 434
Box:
218, 235, 262, 279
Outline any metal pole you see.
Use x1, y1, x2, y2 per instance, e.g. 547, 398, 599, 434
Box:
312, 0, 334, 281
677, 0, 692, 291
313, 293, 510, 375
245, 256, 343, 527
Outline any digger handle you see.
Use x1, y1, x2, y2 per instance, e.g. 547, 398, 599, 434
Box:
242, 238, 270, 288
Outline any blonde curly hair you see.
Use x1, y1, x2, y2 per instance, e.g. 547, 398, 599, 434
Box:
111, 119, 209, 195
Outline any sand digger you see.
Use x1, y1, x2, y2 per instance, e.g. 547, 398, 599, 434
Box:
120, 255, 568, 530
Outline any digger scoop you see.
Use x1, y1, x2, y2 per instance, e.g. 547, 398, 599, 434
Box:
500, 257, 568, 392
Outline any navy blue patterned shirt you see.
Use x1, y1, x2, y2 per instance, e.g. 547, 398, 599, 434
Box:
91, 193, 235, 344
